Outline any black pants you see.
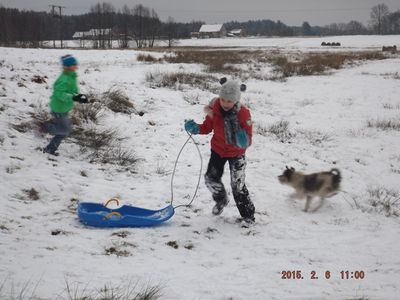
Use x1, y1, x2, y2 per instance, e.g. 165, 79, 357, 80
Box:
204, 150, 255, 219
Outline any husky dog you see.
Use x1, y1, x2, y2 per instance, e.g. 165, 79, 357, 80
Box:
278, 166, 341, 212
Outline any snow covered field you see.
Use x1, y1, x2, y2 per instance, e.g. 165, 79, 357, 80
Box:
1, 36, 400, 299
178, 35, 400, 51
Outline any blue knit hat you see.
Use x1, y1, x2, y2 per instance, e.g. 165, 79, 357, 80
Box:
61, 55, 77, 67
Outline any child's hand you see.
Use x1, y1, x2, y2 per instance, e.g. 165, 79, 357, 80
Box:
73, 94, 89, 103
184, 119, 199, 134
235, 130, 249, 148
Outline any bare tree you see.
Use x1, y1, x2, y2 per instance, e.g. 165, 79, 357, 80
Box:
164, 16, 177, 48
325, 22, 347, 35
301, 21, 313, 35
90, 2, 115, 48
370, 3, 390, 34
146, 9, 161, 48
386, 10, 400, 34
345, 20, 367, 35
0, 7, 53, 47
116, 5, 132, 48
132, 4, 150, 48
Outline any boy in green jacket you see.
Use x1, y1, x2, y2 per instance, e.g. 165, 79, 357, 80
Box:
41, 55, 88, 155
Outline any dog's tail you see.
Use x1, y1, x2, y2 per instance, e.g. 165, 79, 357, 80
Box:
330, 168, 341, 190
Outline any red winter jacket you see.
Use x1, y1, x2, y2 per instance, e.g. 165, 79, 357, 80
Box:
199, 98, 252, 158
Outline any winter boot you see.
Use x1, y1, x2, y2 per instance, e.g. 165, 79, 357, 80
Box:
241, 217, 256, 228
212, 199, 228, 215
43, 147, 59, 156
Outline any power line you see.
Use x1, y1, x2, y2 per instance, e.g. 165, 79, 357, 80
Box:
156, 7, 374, 14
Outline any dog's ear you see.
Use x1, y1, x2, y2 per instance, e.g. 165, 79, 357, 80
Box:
286, 165, 289, 170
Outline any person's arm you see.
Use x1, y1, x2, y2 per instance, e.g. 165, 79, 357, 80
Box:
199, 115, 214, 134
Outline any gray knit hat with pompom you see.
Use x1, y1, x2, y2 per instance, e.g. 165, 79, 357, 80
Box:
219, 77, 246, 103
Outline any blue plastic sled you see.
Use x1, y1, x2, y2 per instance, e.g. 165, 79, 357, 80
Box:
77, 201, 175, 228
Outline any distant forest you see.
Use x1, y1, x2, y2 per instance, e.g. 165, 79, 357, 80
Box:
0, 2, 399, 48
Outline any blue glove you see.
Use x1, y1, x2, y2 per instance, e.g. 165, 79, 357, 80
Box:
235, 130, 249, 148
184, 119, 199, 134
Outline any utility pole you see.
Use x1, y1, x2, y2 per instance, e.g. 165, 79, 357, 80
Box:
49, 5, 65, 48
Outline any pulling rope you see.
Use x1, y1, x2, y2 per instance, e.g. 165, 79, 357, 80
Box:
170, 131, 203, 209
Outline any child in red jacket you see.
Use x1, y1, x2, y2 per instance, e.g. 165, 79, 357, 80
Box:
184, 78, 255, 224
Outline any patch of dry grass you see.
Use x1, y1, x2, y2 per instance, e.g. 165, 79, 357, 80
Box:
137, 53, 160, 63
146, 71, 218, 91
163, 49, 386, 79
102, 87, 136, 114
367, 119, 400, 131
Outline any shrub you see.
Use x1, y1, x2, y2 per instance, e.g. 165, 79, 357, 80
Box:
163, 49, 386, 79
346, 186, 400, 217
63, 279, 163, 300
23, 188, 39, 200
71, 101, 104, 125
183, 92, 200, 105
70, 126, 119, 153
137, 53, 159, 62
296, 129, 333, 146
11, 103, 51, 133
164, 49, 243, 73
367, 187, 400, 217
11, 121, 33, 133
102, 87, 136, 114
382, 103, 400, 110
146, 71, 218, 92
92, 144, 139, 167
272, 53, 347, 76
28, 102, 51, 129
367, 119, 400, 131
31, 75, 47, 84
257, 120, 294, 143
70, 126, 139, 168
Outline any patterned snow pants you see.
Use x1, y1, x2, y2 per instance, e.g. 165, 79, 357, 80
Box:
204, 150, 255, 219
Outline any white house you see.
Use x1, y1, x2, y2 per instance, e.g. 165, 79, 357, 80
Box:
72, 31, 87, 39
72, 29, 112, 40
228, 28, 246, 37
198, 24, 226, 38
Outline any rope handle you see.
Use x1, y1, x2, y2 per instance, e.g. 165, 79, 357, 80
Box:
104, 198, 120, 207
103, 212, 122, 220
170, 132, 203, 209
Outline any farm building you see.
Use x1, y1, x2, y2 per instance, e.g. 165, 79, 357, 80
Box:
72, 29, 112, 40
228, 28, 246, 37
198, 24, 227, 38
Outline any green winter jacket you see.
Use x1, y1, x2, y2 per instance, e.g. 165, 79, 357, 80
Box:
49, 71, 79, 113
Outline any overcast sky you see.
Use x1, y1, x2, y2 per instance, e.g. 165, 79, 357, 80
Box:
1, 0, 400, 26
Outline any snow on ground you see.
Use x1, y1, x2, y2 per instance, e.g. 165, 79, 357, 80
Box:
1, 36, 400, 299
177, 35, 400, 51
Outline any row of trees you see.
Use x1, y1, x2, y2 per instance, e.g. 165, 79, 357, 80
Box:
0, 2, 399, 48
369, 3, 400, 34
296, 4, 400, 36
227, 4, 400, 37
0, 7, 54, 47
0, 3, 201, 48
